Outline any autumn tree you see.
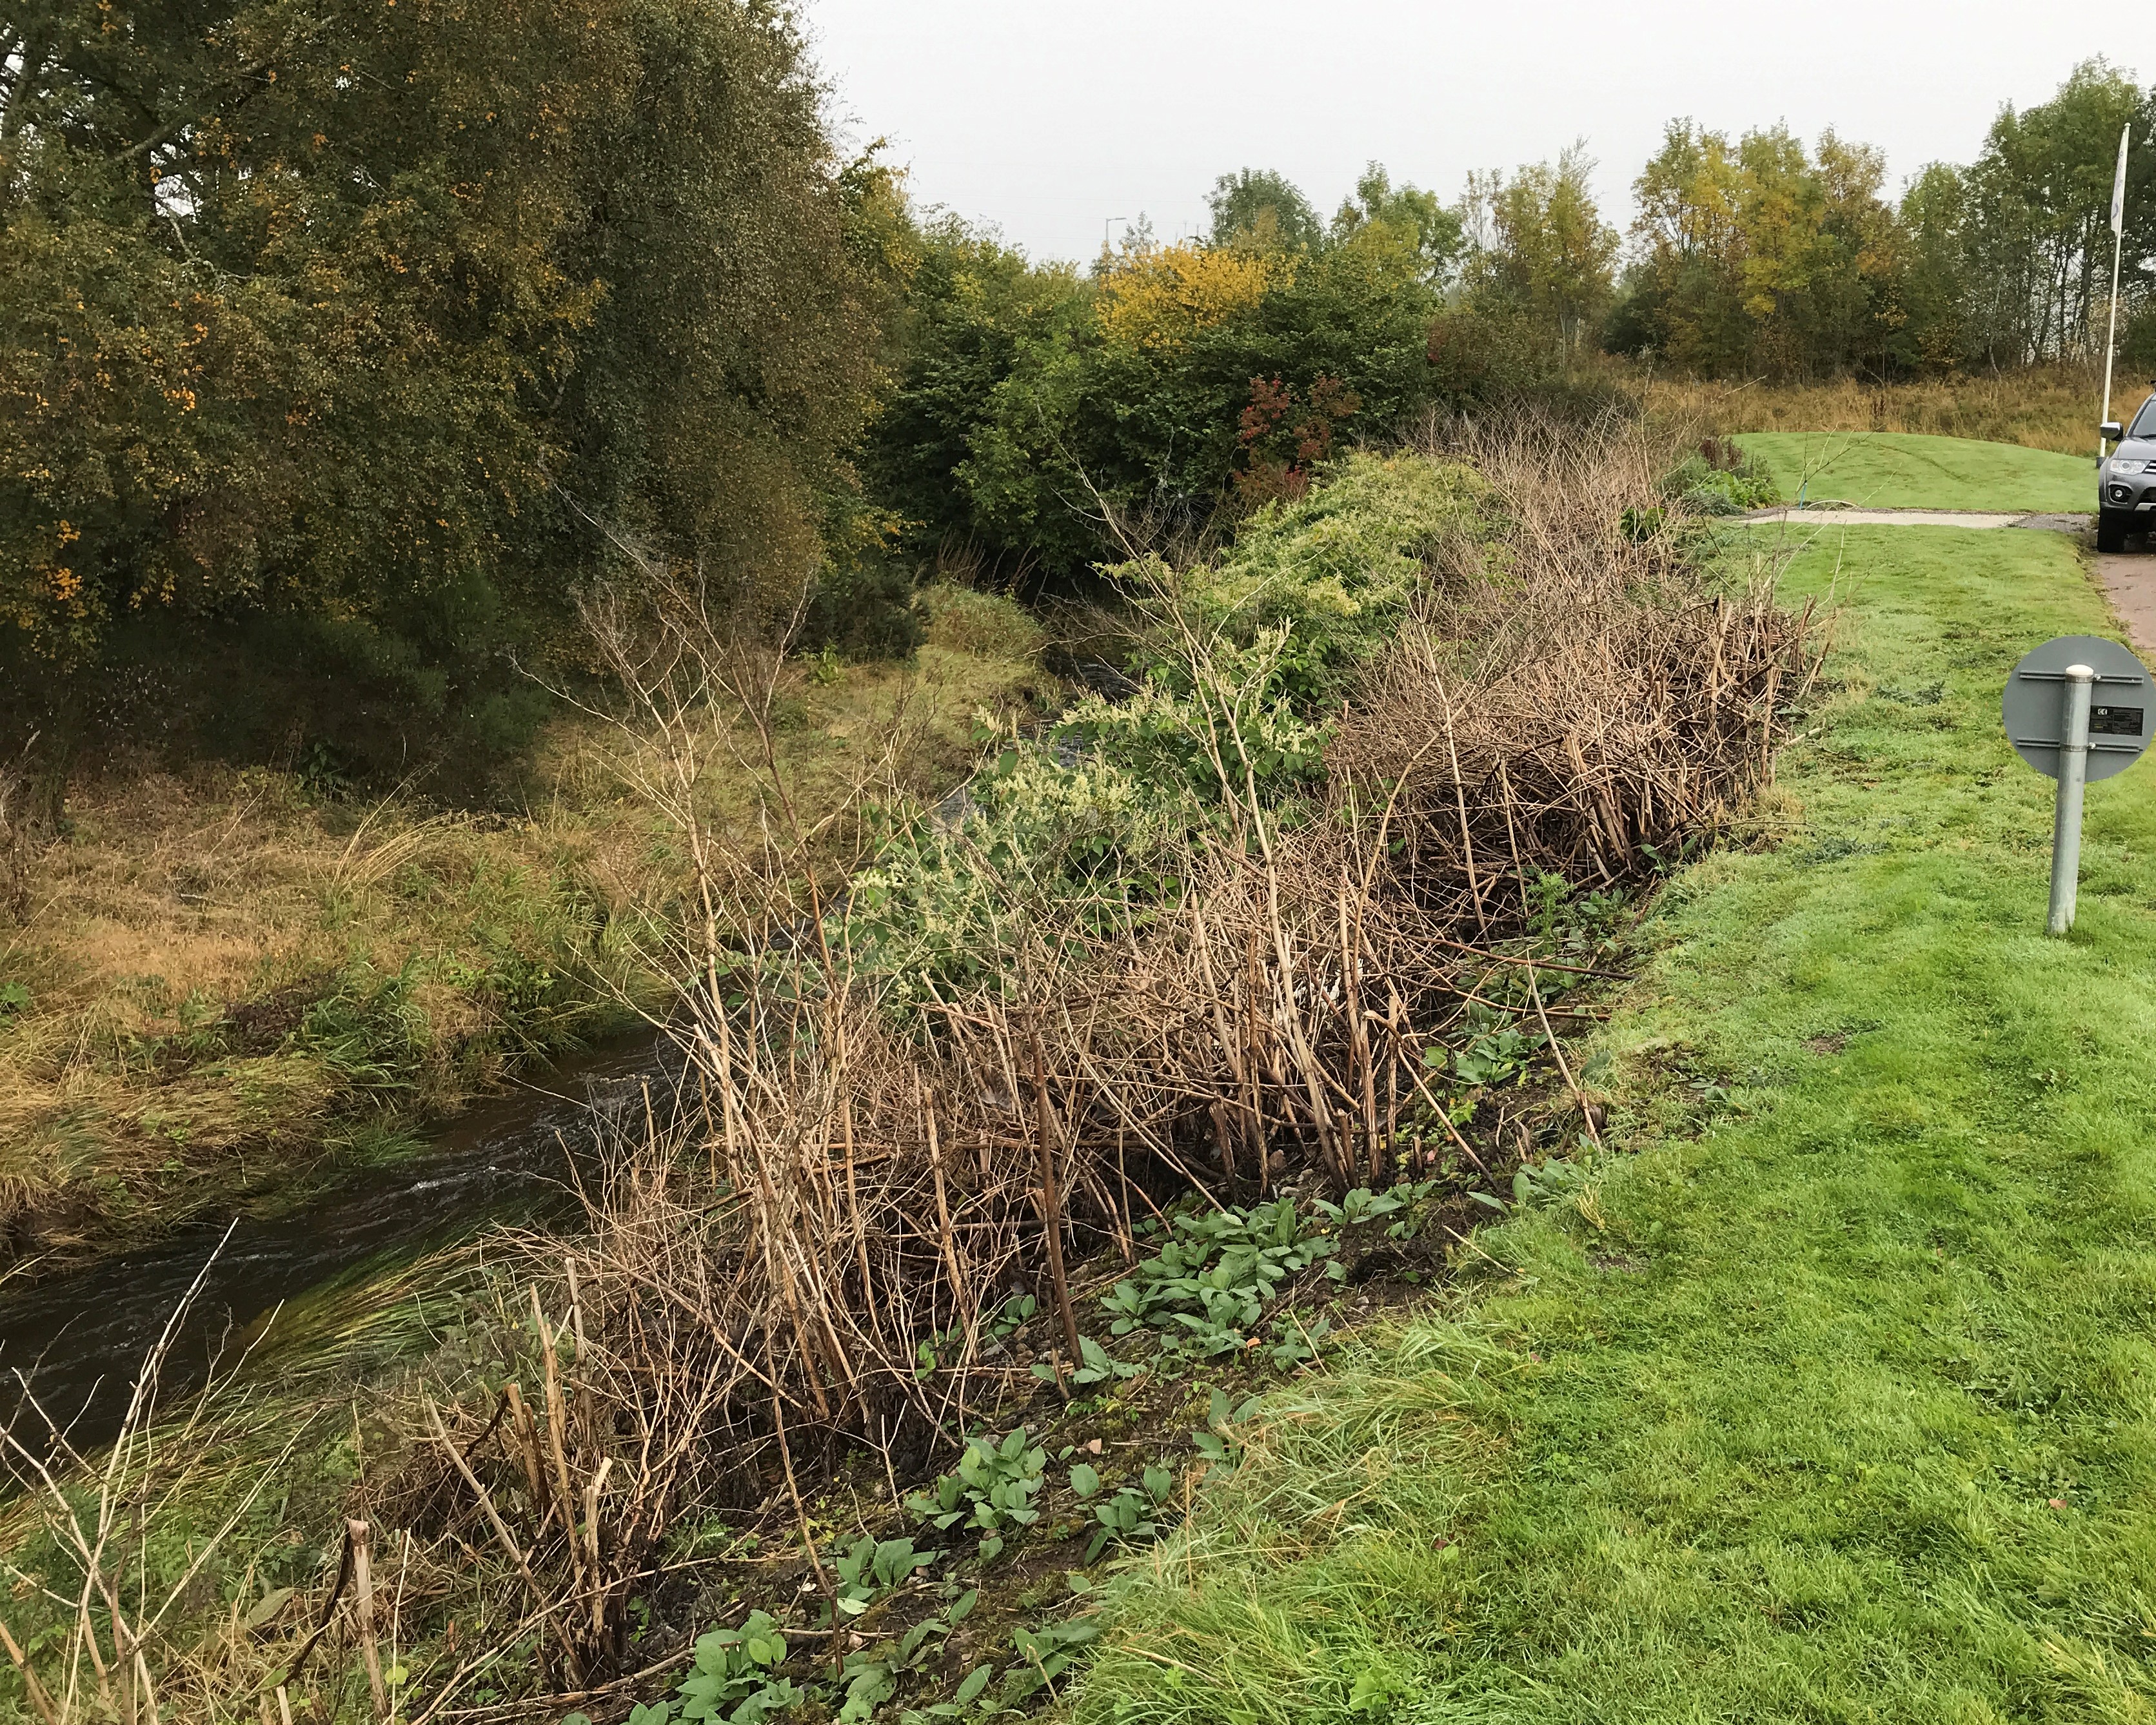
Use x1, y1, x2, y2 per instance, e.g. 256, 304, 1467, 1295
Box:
1611, 119, 1905, 378
1461, 143, 1619, 362
0, 0, 897, 698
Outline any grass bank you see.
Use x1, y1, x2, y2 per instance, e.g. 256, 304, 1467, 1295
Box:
1080, 522, 2156, 1719
0, 593, 1050, 1263
1736, 430, 2093, 513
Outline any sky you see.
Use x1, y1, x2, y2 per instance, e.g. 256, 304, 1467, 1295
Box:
800, 1, 2117, 265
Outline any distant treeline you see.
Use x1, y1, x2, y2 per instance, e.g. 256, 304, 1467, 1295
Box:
0, 16, 2143, 767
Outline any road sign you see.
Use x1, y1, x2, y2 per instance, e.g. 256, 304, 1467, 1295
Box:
2004, 634, 2154, 933
2003, 635, 2154, 780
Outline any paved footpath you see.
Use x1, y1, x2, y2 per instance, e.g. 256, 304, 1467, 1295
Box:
1746, 505, 2156, 660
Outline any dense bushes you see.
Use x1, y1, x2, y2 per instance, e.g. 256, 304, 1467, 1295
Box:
862, 192, 1467, 586
840, 453, 1487, 1008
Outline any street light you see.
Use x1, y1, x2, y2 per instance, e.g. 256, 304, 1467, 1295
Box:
2101, 124, 2130, 457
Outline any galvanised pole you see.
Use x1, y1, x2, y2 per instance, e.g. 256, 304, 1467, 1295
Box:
2049, 664, 2095, 935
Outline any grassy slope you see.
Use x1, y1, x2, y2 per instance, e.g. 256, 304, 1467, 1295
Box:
1079, 525, 2156, 1721
1738, 431, 2094, 513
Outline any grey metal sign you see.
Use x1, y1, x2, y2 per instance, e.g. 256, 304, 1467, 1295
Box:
2004, 634, 2154, 781
2004, 633, 2153, 933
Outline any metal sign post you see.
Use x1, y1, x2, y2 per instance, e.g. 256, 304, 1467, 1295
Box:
2004, 635, 2155, 933
2047, 664, 2094, 934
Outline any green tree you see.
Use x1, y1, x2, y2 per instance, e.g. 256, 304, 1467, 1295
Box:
0, 0, 895, 693
1462, 143, 1619, 362
864, 217, 1447, 578
1960, 59, 2154, 367
1207, 168, 1321, 253
1329, 163, 1462, 287
862, 219, 1090, 573
1897, 163, 1971, 371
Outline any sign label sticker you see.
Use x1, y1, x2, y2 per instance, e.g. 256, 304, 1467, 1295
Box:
2092, 705, 2145, 736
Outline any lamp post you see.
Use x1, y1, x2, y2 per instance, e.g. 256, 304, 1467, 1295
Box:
2101, 124, 2130, 457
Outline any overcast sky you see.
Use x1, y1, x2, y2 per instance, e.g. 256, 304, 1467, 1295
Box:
801, 1, 2118, 264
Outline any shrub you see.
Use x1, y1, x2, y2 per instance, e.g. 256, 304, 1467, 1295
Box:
1666, 438, 1779, 515
1118, 451, 1490, 711
798, 561, 924, 661
920, 585, 1045, 661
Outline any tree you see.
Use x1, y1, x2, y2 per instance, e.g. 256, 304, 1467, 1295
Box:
1461, 143, 1619, 361
864, 212, 1448, 580
1897, 163, 1970, 371
0, 0, 896, 689
1207, 168, 1321, 253
1960, 59, 2155, 367
1616, 119, 1904, 378
1329, 163, 1462, 287
862, 218, 1090, 573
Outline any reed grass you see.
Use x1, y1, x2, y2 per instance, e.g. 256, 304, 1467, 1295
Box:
1626, 362, 2106, 458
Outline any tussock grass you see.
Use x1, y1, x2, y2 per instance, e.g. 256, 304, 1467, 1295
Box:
1079, 522, 2156, 1720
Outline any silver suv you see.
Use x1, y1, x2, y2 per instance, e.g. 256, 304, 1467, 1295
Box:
2101, 393, 2156, 550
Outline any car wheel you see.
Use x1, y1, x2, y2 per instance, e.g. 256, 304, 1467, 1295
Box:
2099, 508, 2129, 553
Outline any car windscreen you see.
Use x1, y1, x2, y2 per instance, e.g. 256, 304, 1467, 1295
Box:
2132, 397, 2156, 439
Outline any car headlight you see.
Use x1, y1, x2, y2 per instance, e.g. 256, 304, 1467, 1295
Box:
2111, 458, 2147, 475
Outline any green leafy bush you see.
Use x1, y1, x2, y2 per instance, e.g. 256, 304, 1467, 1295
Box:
843, 745, 1180, 1009
1114, 453, 1489, 713
1666, 438, 1778, 515
905, 1428, 1049, 1556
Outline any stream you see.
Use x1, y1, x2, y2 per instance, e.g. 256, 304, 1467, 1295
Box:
0, 1033, 677, 1456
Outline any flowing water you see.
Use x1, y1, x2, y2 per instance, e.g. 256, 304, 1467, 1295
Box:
0, 1034, 676, 1454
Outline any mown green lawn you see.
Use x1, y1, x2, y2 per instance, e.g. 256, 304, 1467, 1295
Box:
1078, 524, 2156, 1722
1739, 430, 2095, 514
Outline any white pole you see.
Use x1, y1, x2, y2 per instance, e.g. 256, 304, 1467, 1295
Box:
2102, 124, 2130, 455
2103, 232, 2125, 455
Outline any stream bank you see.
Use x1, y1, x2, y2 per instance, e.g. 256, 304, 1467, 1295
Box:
0, 1030, 676, 1454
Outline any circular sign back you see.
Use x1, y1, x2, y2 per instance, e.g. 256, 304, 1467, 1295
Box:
2003, 633, 2156, 782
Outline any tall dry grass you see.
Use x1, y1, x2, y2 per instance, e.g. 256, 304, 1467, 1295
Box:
1626, 362, 2105, 456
